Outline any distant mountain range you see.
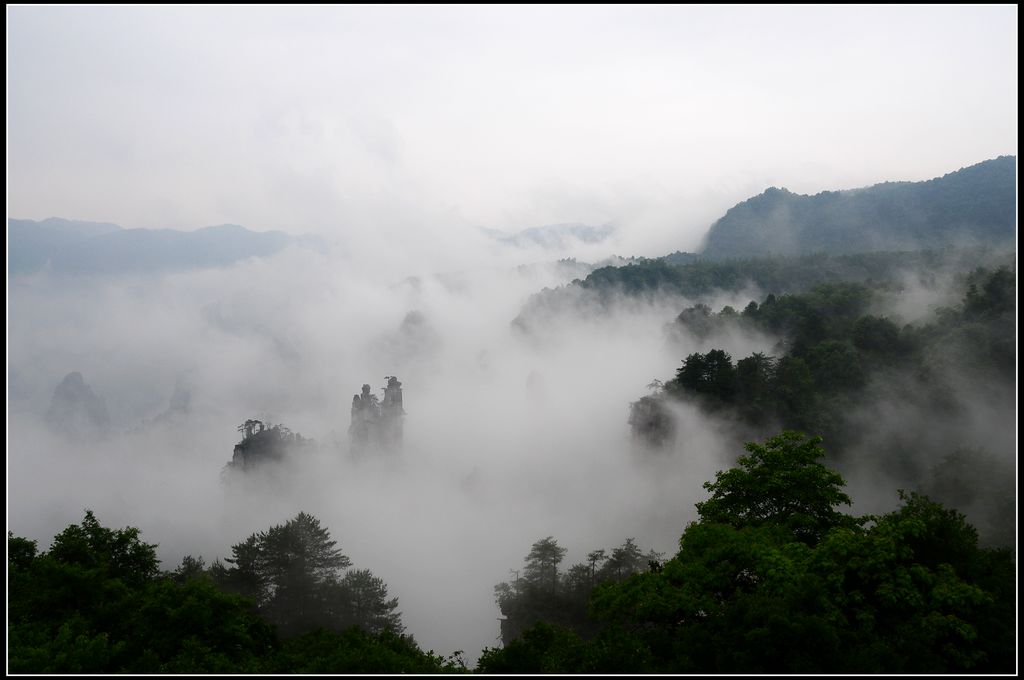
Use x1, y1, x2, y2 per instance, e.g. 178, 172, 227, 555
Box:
8, 218, 323, 275
481, 223, 615, 250
10, 157, 1014, 275
698, 156, 1016, 259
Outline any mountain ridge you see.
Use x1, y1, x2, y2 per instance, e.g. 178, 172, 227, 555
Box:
8, 219, 321, 275
697, 155, 1016, 259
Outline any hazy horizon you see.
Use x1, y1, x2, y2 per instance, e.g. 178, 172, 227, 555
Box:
7, 5, 1017, 260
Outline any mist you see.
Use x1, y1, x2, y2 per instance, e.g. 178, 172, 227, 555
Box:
8, 237, 751, 662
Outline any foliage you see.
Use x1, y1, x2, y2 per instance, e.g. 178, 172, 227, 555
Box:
215, 511, 402, 638
339, 569, 404, 635
696, 431, 857, 544
523, 536, 567, 593
266, 627, 465, 674
514, 246, 1013, 341
493, 536, 661, 647
8, 512, 275, 673
485, 432, 1016, 673
225, 420, 313, 473
633, 265, 1015, 548
919, 447, 1016, 549
8, 512, 452, 674
628, 388, 676, 449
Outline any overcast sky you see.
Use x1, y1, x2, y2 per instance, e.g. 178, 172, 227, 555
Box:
7, 4, 1018, 256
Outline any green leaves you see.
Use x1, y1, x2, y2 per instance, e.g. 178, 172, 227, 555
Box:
8, 511, 432, 674
696, 431, 854, 544
8, 511, 275, 674
218, 512, 402, 639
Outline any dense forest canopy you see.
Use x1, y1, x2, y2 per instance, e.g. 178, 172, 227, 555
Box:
8, 511, 463, 673
628, 264, 1016, 548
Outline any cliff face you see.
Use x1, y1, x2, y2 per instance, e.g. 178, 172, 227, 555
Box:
228, 423, 310, 471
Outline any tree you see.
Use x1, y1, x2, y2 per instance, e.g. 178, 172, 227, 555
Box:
963, 266, 1014, 318
772, 356, 816, 428
172, 555, 208, 584
584, 433, 1016, 673
337, 569, 403, 635
585, 549, 607, 585
523, 536, 567, 593
494, 537, 660, 647
217, 512, 406, 639
598, 538, 646, 582
804, 339, 864, 393
696, 431, 856, 544
670, 349, 737, 404
8, 512, 276, 673
563, 563, 593, 599
735, 352, 777, 424
852, 315, 900, 354
628, 393, 676, 448
220, 512, 353, 636
47, 509, 160, 587
267, 627, 464, 674
921, 447, 1015, 548
672, 303, 716, 340
218, 534, 266, 606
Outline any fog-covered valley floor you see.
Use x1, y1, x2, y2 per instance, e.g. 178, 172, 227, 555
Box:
9, 240, 769, 662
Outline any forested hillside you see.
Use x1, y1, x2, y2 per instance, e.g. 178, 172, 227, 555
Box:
699, 156, 1016, 258
478, 433, 1015, 673
630, 264, 1016, 547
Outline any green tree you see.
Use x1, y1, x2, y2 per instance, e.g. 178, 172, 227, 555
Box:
217, 534, 266, 606
963, 266, 1014, 318
47, 509, 160, 587
852, 315, 901, 354
258, 512, 352, 635
338, 569, 403, 635
586, 549, 607, 586
804, 339, 865, 393
267, 627, 465, 674
586, 433, 1015, 673
696, 431, 855, 544
735, 352, 777, 424
772, 356, 817, 428
8, 512, 275, 673
628, 393, 676, 448
671, 349, 737, 404
523, 536, 567, 594
171, 554, 207, 584
217, 512, 406, 639
598, 538, 647, 582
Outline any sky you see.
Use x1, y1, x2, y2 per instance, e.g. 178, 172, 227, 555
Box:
7, 4, 1018, 257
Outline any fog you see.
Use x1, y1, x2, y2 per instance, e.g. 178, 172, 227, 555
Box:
8, 226, 1018, 663
8, 239, 748, 662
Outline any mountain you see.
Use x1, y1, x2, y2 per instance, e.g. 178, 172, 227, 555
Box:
8, 219, 321, 275
44, 371, 110, 438
482, 223, 615, 250
699, 156, 1016, 259
8, 218, 124, 273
